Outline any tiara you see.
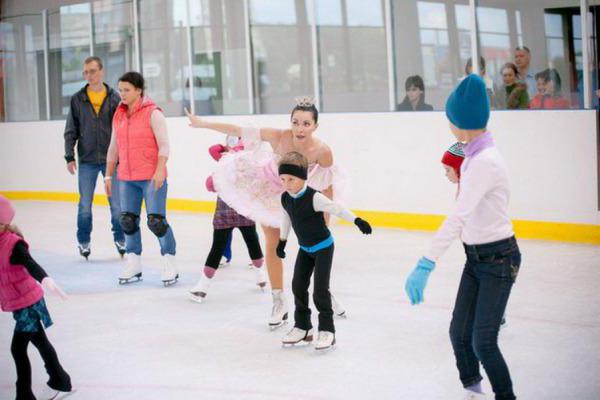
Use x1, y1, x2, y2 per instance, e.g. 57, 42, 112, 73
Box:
294, 96, 315, 107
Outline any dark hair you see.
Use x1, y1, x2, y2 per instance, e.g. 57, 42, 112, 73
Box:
534, 70, 547, 80
544, 68, 562, 95
515, 46, 531, 54
84, 56, 103, 69
291, 102, 319, 124
501, 62, 519, 77
465, 56, 486, 75
405, 75, 425, 92
118, 71, 145, 96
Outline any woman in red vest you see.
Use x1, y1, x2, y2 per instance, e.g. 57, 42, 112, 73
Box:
105, 72, 178, 287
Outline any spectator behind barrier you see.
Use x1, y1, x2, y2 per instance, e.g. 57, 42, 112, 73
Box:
396, 75, 434, 111
497, 62, 529, 110
515, 46, 537, 98
529, 69, 571, 109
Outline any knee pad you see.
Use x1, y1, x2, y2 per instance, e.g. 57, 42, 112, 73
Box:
147, 214, 169, 237
119, 212, 140, 235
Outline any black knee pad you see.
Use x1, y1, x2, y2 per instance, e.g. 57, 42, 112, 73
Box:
147, 214, 169, 237
119, 212, 140, 235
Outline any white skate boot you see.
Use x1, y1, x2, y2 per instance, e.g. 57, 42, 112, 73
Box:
314, 331, 336, 351
189, 273, 212, 303
463, 390, 487, 399
118, 253, 142, 284
269, 290, 288, 330
161, 254, 179, 287
252, 265, 268, 290
331, 293, 347, 318
219, 256, 230, 267
282, 327, 313, 346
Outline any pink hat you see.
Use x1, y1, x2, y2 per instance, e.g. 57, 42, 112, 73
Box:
0, 195, 15, 225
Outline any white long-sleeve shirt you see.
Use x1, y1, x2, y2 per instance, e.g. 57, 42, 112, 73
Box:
280, 185, 356, 240
107, 109, 170, 163
425, 143, 514, 262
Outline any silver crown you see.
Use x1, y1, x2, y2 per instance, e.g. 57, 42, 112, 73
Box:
294, 96, 315, 107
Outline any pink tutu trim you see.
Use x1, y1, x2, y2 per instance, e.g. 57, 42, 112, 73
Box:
212, 147, 348, 228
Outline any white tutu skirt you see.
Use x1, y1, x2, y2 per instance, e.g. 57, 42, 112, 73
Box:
212, 147, 347, 228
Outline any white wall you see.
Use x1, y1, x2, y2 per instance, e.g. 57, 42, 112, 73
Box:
0, 110, 598, 225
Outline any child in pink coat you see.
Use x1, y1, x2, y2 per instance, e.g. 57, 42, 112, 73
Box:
0, 195, 72, 400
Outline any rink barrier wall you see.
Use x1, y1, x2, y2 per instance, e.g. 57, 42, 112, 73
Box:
1, 110, 598, 244
2, 191, 599, 245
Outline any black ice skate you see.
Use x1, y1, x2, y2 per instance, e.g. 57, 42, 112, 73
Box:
78, 243, 90, 260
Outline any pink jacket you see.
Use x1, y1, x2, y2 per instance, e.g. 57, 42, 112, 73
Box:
0, 232, 44, 312
113, 97, 166, 181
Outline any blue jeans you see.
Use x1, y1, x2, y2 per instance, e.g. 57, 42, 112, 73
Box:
77, 163, 123, 244
449, 236, 521, 400
119, 180, 176, 256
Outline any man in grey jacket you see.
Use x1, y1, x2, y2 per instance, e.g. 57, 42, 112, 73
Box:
64, 56, 124, 259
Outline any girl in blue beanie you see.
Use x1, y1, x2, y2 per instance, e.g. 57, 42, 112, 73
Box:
405, 74, 521, 400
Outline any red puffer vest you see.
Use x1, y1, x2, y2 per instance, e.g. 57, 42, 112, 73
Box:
0, 232, 44, 312
113, 96, 167, 181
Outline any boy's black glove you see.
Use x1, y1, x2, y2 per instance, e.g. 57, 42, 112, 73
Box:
276, 240, 287, 258
354, 218, 372, 234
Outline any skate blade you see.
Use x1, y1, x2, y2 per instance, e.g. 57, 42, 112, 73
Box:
269, 320, 288, 331
335, 311, 347, 319
269, 312, 288, 330
315, 339, 336, 352
162, 274, 179, 287
282, 340, 313, 348
188, 292, 206, 303
257, 282, 267, 291
47, 389, 77, 400
118, 273, 142, 285
282, 333, 314, 347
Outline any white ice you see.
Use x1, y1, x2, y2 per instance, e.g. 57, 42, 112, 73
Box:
1, 201, 599, 400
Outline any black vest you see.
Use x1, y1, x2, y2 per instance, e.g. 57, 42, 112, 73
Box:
281, 187, 331, 247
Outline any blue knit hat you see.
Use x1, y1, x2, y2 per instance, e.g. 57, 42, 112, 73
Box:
445, 74, 490, 130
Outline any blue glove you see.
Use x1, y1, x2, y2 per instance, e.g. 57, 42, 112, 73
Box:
405, 257, 436, 305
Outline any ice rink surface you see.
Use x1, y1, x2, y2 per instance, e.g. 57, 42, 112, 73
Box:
1, 201, 598, 400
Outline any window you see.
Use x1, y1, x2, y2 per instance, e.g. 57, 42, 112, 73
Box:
0, 14, 46, 121
189, 0, 252, 115
392, 0, 471, 111
249, 0, 315, 114
317, 0, 390, 112
48, 4, 91, 119
139, 0, 189, 116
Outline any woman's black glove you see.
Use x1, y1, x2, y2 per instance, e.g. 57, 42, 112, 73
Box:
354, 218, 372, 234
276, 240, 287, 258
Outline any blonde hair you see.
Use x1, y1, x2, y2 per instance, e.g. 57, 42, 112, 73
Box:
278, 151, 308, 170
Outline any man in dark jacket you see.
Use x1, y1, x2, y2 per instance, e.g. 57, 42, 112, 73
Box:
64, 56, 124, 259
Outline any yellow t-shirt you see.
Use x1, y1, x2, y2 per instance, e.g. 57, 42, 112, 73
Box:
87, 87, 107, 115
